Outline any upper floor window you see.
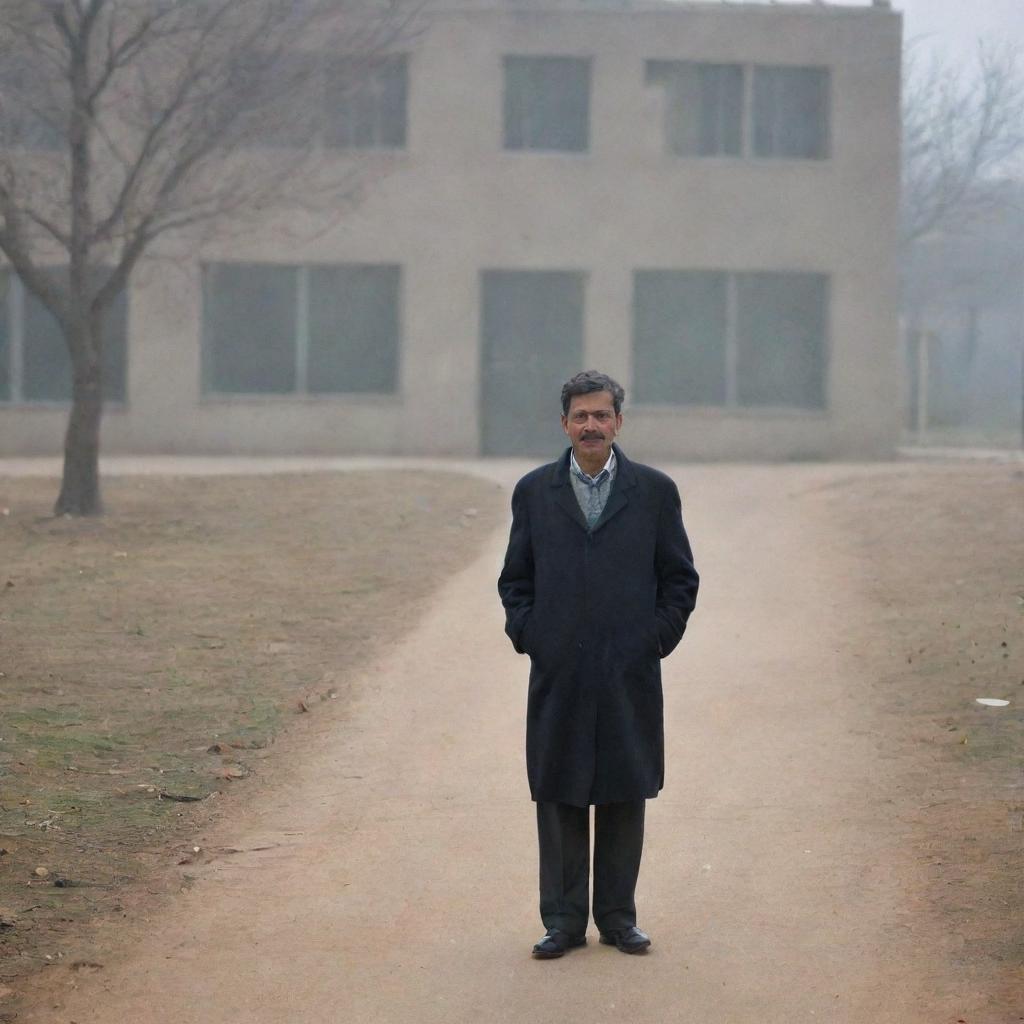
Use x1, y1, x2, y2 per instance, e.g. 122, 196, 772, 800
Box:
504, 56, 591, 152
752, 66, 830, 159
242, 53, 408, 151
0, 270, 127, 404
201, 262, 400, 396
645, 61, 743, 157
0, 64, 63, 151
326, 55, 408, 149
645, 61, 831, 160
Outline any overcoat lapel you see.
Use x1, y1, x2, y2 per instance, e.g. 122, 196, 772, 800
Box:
591, 444, 637, 534
547, 444, 638, 533
548, 450, 588, 531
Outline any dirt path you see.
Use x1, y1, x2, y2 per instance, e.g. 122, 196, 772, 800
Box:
14, 462, 997, 1022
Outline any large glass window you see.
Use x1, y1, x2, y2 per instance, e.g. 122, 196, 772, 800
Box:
241, 52, 408, 150
504, 56, 591, 152
0, 61, 63, 151
633, 270, 829, 410
736, 272, 829, 407
308, 265, 400, 393
633, 271, 728, 405
202, 264, 298, 394
0, 270, 127, 404
326, 55, 408, 149
753, 66, 830, 159
201, 262, 401, 396
645, 62, 743, 157
646, 61, 830, 161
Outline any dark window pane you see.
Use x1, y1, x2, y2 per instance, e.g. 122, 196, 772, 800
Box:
481, 270, 585, 455
326, 56, 407, 149
504, 56, 590, 152
19, 269, 127, 403
646, 62, 743, 157
753, 66, 830, 159
633, 271, 728, 405
735, 272, 829, 408
202, 264, 297, 393
0, 272, 9, 399
101, 285, 128, 403
22, 283, 69, 401
242, 51, 319, 148
308, 264, 400, 393
0, 59, 64, 151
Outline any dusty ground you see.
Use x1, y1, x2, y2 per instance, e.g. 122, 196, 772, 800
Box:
1, 459, 1022, 1023
0, 471, 507, 991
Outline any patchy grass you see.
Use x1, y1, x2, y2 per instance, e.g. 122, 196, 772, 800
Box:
0, 471, 505, 981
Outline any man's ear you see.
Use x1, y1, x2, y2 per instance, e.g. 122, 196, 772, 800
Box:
561, 415, 570, 436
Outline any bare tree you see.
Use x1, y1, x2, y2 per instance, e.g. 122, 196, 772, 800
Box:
0, 0, 415, 515
903, 40, 1024, 246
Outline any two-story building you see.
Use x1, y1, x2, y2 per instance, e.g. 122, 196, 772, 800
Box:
0, 0, 903, 459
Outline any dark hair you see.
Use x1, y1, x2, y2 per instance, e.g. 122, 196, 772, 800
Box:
560, 370, 625, 416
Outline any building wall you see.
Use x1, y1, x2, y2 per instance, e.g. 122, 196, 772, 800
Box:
0, 1, 903, 459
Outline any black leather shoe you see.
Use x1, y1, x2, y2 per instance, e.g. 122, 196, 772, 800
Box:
599, 926, 651, 954
531, 928, 587, 959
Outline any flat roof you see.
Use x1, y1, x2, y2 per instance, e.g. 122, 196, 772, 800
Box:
429, 0, 896, 17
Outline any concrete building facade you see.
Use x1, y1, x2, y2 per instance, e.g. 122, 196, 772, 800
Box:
0, 0, 903, 460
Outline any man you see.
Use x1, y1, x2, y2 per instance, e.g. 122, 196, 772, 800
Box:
498, 370, 699, 959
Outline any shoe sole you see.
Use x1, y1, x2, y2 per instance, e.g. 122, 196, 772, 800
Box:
599, 935, 651, 954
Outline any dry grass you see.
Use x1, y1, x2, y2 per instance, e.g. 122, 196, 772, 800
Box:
0, 471, 506, 982
814, 463, 1024, 1011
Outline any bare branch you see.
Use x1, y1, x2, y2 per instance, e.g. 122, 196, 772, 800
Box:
903, 39, 1024, 244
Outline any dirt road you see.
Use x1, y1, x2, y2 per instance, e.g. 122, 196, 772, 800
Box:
16, 462, 1008, 1022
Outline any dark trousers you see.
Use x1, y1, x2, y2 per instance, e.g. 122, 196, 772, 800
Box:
536, 799, 646, 936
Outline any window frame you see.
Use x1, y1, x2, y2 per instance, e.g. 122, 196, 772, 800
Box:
239, 51, 410, 153
502, 55, 593, 154
0, 270, 129, 407
200, 261, 403, 400
325, 54, 409, 151
645, 60, 831, 162
631, 268, 831, 413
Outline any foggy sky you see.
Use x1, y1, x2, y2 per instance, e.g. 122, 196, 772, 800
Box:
895, 0, 1023, 59
679, 1, 1024, 62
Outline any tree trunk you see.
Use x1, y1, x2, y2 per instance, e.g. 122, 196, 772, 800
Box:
54, 320, 104, 517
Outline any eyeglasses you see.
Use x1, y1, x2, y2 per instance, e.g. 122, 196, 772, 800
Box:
568, 410, 615, 424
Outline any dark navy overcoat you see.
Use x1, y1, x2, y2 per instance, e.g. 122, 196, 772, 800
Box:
498, 444, 699, 807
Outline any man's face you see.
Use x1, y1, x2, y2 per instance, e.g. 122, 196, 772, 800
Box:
561, 390, 622, 467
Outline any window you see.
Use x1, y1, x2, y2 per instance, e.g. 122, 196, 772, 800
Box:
634, 271, 729, 405
633, 270, 828, 409
0, 62, 63, 151
243, 52, 321, 149
645, 62, 743, 157
326, 56, 407, 149
735, 272, 828, 407
201, 262, 400, 396
753, 66, 830, 159
241, 53, 408, 150
504, 56, 590, 152
0, 270, 127, 404
646, 61, 830, 160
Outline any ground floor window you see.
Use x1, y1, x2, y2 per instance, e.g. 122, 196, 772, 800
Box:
0, 269, 127, 404
201, 262, 401, 396
633, 269, 829, 410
